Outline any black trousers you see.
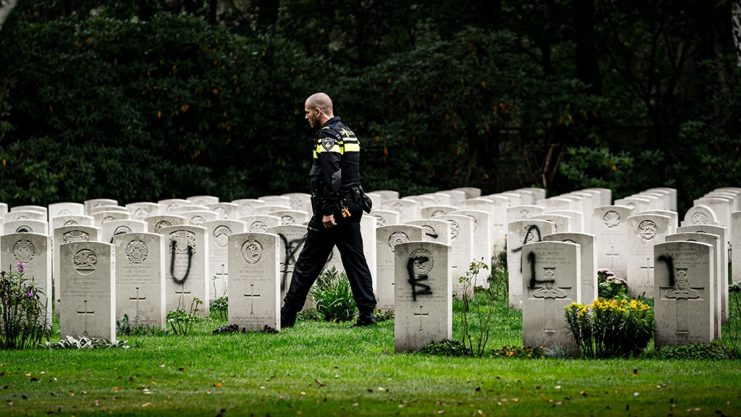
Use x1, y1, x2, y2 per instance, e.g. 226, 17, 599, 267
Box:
282, 206, 377, 314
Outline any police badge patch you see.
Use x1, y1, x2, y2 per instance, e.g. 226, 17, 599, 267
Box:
321, 137, 335, 151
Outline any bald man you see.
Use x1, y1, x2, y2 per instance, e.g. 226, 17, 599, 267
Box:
280, 93, 377, 327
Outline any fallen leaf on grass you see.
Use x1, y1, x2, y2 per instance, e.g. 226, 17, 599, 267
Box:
315, 379, 325, 387
213, 383, 223, 388
142, 402, 151, 407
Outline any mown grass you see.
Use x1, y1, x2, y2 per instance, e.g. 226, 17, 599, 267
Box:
1, 291, 740, 416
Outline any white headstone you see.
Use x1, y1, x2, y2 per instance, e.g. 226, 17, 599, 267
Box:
677, 224, 729, 322
207, 203, 239, 220
625, 214, 674, 298
205, 220, 247, 299
507, 205, 545, 222
372, 190, 400, 201
420, 205, 459, 219
93, 210, 131, 226
7, 210, 46, 221
144, 215, 186, 233
180, 210, 218, 226
240, 215, 282, 233
642, 210, 679, 228
452, 209, 492, 285
375, 225, 424, 311
84, 199, 118, 215
682, 205, 720, 227
228, 232, 281, 331
382, 199, 420, 223
592, 205, 635, 278
0, 233, 52, 326
4, 220, 48, 235
158, 198, 190, 214
506, 219, 555, 309
126, 202, 160, 220
232, 199, 266, 217
113, 232, 166, 329
187, 195, 219, 206
53, 225, 100, 309
454, 187, 482, 199
521, 241, 580, 354
101, 219, 147, 244
158, 225, 210, 317
48, 203, 84, 219
543, 232, 597, 305
463, 197, 507, 255
259, 195, 291, 207
530, 213, 571, 233
653, 241, 715, 347
370, 209, 400, 227
406, 219, 450, 245
59, 241, 115, 342
51, 215, 95, 230
437, 214, 474, 297
394, 241, 451, 353
268, 210, 310, 226
666, 232, 721, 338
282, 193, 313, 213
267, 224, 309, 302
548, 210, 584, 233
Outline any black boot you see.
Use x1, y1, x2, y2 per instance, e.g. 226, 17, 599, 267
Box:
354, 311, 376, 327
281, 307, 297, 328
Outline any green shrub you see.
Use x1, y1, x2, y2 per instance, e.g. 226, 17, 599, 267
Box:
0, 264, 50, 349
166, 297, 204, 335
597, 269, 629, 300
417, 339, 468, 356
458, 260, 492, 356
210, 296, 228, 321
656, 341, 737, 360
311, 267, 357, 323
491, 345, 546, 359
565, 298, 654, 358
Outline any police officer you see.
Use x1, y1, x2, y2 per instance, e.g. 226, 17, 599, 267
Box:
280, 92, 377, 327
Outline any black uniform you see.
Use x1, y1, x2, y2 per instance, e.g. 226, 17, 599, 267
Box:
281, 117, 377, 319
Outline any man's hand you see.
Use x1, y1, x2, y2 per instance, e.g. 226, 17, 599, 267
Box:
322, 214, 336, 229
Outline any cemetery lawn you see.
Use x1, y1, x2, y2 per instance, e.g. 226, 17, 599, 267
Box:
1, 299, 740, 417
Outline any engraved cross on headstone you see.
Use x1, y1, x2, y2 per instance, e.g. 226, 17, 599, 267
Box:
640, 257, 654, 286
244, 283, 261, 315
175, 284, 191, 309
76, 299, 95, 337
214, 264, 228, 295
606, 246, 620, 269
660, 268, 702, 335
129, 287, 146, 325
413, 305, 429, 332
530, 264, 570, 333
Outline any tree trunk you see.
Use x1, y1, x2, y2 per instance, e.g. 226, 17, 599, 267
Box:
0, 0, 19, 33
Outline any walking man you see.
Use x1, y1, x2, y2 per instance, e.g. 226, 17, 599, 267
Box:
280, 92, 377, 327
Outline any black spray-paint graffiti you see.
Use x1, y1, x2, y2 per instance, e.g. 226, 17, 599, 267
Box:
407, 256, 433, 301
527, 252, 555, 289
169, 239, 193, 284
277, 233, 334, 291
657, 255, 675, 286
512, 225, 543, 254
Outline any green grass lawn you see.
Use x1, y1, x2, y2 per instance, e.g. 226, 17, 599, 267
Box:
1, 293, 740, 417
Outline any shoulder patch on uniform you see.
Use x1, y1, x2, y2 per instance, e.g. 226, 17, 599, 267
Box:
321, 137, 336, 151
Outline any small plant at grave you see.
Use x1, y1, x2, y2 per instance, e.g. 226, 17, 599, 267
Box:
565, 298, 654, 358
597, 268, 629, 300
417, 339, 469, 356
491, 345, 546, 359
0, 263, 50, 349
167, 297, 203, 335
458, 260, 492, 357
655, 340, 737, 360
116, 314, 166, 336
373, 308, 394, 322
46, 335, 129, 349
296, 308, 323, 321
210, 296, 228, 321
311, 267, 357, 323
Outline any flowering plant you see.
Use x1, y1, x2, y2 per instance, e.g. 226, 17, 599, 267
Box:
565, 298, 653, 358
0, 263, 50, 349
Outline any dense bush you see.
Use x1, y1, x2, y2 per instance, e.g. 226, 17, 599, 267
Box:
565, 298, 654, 358
310, 267, 357, 323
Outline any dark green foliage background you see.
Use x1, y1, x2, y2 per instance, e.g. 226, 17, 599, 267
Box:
0, 1, 739, 210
